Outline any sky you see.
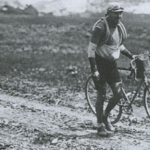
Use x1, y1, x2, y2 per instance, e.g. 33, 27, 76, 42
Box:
2, 0, 150, 14
19, 0, 87, 13
62, 0, 87, 13
19, 0, 51, 5
20, 0, 87, 6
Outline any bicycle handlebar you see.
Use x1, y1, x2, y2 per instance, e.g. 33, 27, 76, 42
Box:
130, 53, 150, 70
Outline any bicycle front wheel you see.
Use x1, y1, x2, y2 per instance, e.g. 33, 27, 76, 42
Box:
144, 87, 150, 118
85, 74, 122, 124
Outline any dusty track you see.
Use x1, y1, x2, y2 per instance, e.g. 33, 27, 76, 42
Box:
0, 90, 150, 150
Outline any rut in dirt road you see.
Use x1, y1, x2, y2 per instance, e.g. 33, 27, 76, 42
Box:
0, 92, 150, 150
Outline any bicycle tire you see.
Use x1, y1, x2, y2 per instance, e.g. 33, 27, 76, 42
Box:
85, 74, 122, 124
144, 87, 150, 118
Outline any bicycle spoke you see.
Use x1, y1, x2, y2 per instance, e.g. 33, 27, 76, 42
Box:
88, 79, 95, 89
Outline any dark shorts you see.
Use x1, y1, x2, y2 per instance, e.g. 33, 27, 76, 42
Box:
95, 53, 121, 86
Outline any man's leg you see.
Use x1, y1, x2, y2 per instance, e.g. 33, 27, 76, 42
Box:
96, 83, 113, 136
96, 84, 106, 124
104, 82, 122, 131
95, 53, 113, 136
105, 82, 122, 117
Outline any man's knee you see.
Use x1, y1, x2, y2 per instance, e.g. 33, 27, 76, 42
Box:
96, 86, 106, 105
97, 90, 106, 101
116, 89, 123, 99
111, 82, 123, 99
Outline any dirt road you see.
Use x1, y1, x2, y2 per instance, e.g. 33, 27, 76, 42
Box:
0, 90, 150, 150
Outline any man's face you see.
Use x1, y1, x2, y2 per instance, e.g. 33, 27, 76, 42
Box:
108, 11, 123, 25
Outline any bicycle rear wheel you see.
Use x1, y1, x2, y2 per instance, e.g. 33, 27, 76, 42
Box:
85, 74, 122, 124
144, 87, 150, 118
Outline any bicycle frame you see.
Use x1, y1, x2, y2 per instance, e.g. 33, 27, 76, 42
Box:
121, 78, 144, 109
118, 57, 149, 110
120, 73, 150, 114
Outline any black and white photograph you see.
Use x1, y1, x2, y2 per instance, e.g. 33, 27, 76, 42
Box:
0, 0, 150, 150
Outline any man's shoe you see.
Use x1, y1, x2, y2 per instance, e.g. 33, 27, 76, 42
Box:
97, 123, 113, 137
103, 116, 115, 132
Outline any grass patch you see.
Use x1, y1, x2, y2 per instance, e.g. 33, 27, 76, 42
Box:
0, 12, 150, 90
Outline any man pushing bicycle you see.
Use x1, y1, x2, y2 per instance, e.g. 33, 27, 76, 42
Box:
88, 4, 136, 137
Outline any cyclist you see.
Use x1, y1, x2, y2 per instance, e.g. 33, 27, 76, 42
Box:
88, 5, 135, 137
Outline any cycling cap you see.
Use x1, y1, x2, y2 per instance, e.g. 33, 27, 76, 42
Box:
106, 5, 124, 15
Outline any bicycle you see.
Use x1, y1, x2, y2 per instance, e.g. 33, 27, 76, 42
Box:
85, 53, 150, 124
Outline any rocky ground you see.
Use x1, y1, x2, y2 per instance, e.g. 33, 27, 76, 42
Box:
0, 85, 150, 150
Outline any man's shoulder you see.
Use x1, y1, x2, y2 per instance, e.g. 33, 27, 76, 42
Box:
93, 18, 106, 31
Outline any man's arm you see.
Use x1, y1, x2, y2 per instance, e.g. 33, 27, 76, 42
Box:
88, 27, 102, 73
120, 45, 133, 59
88, 42, 97, 73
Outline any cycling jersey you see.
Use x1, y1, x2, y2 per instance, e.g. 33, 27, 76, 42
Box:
90, 17, 127, 62
96, 27, 122, 61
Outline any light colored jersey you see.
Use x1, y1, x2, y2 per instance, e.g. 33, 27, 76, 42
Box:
96, 27, 123, 61
88, 17, 127, 61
